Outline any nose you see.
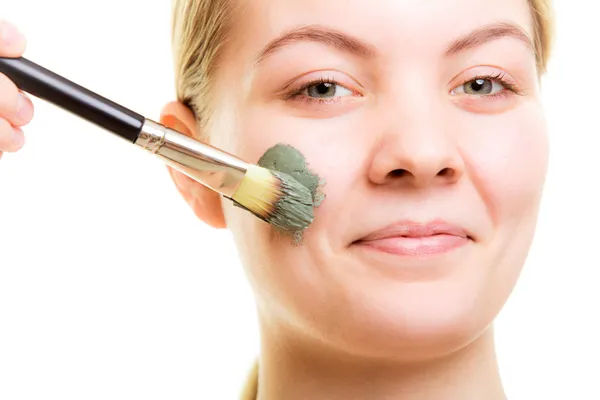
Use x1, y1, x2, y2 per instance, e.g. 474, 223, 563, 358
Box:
367, 105, 464, 188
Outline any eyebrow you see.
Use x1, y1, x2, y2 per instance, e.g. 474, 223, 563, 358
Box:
255, 22, 533, 64
255, 25, 376, 64
445, 22, 534, 56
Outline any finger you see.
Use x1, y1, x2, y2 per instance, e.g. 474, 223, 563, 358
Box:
0, 74, 33, 126
0, 118, 25, 152
16, 91, 34, 127
0, 20, 27, 57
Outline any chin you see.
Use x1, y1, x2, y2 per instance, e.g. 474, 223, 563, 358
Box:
279, 224, 521, 362
302, 278, 496, 362
269, 236, 511, 363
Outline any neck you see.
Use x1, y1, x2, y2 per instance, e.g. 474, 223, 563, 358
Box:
255, 320, 506, 400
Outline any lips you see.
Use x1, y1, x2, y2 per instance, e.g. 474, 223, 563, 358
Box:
353, 220, 471, 257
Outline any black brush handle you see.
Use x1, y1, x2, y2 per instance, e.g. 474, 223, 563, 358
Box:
0, 57, 144, 143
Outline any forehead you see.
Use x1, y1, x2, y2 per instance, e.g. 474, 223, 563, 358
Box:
232, 0, 533, 59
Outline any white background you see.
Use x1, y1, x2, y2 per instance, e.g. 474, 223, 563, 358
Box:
1, 1, 598, 399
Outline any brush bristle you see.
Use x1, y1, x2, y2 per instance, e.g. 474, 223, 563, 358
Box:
232, 165, 314, 231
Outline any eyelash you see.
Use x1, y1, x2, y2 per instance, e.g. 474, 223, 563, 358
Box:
284, 72, 521, 104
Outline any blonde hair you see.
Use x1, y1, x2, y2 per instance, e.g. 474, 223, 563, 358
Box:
170, 1, 555, 398
171, 0, 233, 131
530, 0, 555, 73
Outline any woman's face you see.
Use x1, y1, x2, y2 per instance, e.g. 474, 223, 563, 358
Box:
209, 0, 547, 359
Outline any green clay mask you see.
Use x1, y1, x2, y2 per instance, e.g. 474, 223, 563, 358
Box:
257, 144, 326, 242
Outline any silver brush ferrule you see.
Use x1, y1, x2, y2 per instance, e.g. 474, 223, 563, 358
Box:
134, 119, 248, 198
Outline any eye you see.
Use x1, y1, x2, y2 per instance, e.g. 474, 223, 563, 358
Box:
452, 78, 507, 96
302, 81, 353, 99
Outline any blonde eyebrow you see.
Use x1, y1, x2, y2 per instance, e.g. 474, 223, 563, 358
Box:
445, 22, 534, 56
256, 25, 376, 64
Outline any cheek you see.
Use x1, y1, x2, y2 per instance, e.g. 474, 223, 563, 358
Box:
235, 105, 370, 163
464, 103, 549, 227
462, 103, 548, 317
222, 105, 372, 292
232, 106, 373, 233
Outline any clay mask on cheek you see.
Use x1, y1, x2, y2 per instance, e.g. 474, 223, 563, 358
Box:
257, 144, 326, 243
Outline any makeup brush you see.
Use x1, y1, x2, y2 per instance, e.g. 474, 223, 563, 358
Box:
0, 57, 314, 231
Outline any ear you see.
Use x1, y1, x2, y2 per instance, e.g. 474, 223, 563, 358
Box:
160, 101, 227, 229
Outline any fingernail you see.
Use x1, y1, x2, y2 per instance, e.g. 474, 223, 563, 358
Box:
0, 21, 23, 46
16, 93, 30, 122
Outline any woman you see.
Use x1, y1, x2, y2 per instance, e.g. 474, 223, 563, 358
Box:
0, 0, 554, 398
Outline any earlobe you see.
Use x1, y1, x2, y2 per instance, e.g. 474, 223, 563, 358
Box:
160, 101, 227, 229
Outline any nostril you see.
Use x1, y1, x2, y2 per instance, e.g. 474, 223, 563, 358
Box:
438, 168, 453, 177
389, 169, 409, 178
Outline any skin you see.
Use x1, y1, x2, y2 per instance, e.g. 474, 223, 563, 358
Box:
161, 0, 548, 398
0, 0, 548, 396
0, 21, 33, 158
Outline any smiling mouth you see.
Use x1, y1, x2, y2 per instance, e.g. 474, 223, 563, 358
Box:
353, 221, 473, 257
